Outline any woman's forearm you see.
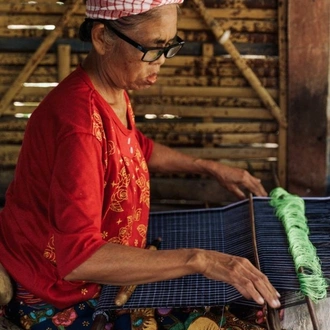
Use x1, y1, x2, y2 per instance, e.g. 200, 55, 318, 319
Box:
64, 242, 281, 309
64, 242, 200, 285
147, 142, 267, 198
147, 142, 205, 174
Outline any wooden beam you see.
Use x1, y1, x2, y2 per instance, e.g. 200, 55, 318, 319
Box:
0, 28, 277, 44
136, 122, 278, 134
172, 147, 277, 160
0, 52, 279, 68
144, 132, 278, 146
178, 17, 277, 33
3, 94, 266, 111
134, 105, 274, 120
0, 61, 280, 80
0, 0, 82, 116
0, 73, 279, 89
131, 86, 278, 98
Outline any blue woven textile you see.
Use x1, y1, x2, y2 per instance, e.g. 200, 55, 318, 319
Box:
94, 196, 330, 312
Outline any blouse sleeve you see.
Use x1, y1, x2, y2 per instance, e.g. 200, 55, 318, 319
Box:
49, 132, 107, 278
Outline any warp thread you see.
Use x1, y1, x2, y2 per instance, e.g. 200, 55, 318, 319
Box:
269, 187, 328, 302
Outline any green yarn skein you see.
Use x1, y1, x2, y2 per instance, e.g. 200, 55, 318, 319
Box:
269, 187, 328, 302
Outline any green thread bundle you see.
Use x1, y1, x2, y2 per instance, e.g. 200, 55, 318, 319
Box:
269, 187, 328, 302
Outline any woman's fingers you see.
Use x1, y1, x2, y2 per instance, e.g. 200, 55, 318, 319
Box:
201, 252, 280, 308
233, 273, 281, 308
230, 259, 281, 308
214, 165, 267, 198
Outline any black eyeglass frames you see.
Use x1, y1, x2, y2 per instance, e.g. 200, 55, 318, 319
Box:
95, 19, 185, 62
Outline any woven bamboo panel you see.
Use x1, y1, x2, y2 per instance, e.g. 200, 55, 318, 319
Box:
0, 0, 283, 209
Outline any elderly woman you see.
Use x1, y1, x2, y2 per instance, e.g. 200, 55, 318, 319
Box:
0, 0, 280, 329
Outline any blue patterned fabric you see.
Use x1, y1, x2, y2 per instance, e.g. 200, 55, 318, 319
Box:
3, 300, 269, 330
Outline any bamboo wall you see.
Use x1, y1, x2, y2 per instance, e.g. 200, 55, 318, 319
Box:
0, 0, 286, 210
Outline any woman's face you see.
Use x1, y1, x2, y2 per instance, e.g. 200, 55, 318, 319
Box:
101, 4, 179, 91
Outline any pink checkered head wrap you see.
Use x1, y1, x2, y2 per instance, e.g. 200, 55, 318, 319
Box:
86, 0, 184, 20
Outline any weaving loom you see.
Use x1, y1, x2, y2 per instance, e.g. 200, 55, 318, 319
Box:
94, 196, 330, 314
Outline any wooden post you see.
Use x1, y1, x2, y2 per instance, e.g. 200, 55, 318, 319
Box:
57, 44, 72, 82
0, 0, 82, 116
277, 0, 289, 188
287, 0, 330, 196
191, 0, 287, 129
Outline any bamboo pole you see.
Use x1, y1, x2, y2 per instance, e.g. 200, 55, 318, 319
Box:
57, 44, 72, 82
0, 0, 82, 116
190, 0, 287, 129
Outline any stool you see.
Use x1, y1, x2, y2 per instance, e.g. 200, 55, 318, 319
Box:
0, 263, 20, 329
0, 263, 13, 306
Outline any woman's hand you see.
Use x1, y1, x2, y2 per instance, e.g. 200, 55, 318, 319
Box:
206, 161, 267, 199
148, 143, 268, 200
192, 249, 281, 309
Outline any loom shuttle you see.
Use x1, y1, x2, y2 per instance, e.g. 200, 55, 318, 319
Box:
114, 237, 162, 307
114, 285, 137, 307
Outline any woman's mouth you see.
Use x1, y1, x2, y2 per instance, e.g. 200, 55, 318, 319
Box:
146, 73, 158, 84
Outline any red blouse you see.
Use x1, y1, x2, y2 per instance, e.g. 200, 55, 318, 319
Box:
0, 65, 154, 309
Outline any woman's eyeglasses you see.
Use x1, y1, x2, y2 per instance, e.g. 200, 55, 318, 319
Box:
96, 19, 185, 62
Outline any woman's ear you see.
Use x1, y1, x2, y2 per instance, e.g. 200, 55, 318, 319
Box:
91, 23, 107, 55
